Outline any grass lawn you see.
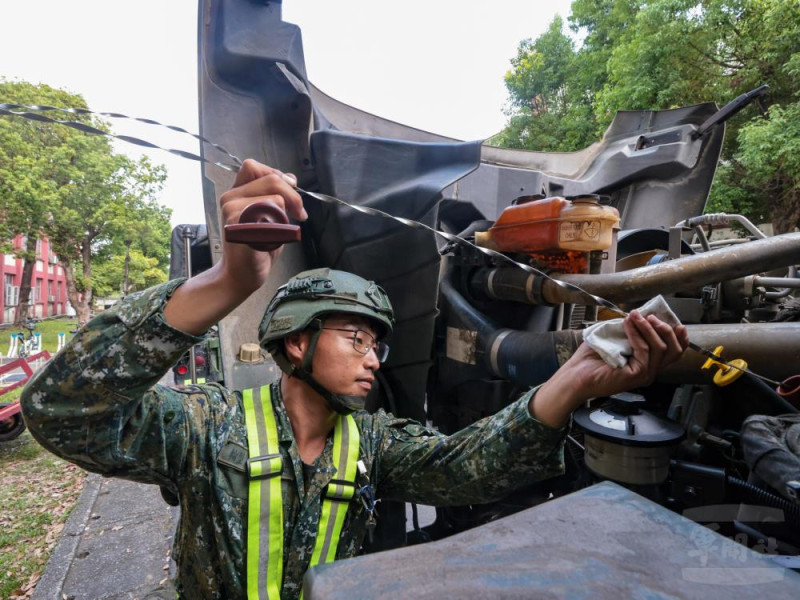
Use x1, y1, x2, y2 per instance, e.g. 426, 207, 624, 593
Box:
0, 430, 86, 599
1, 316, 77, 355
1, 317, 77, 404
1, 318, 86, 598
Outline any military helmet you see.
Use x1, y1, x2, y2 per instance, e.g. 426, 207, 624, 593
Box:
259, 268, 395, 415
259, 268, 394, 350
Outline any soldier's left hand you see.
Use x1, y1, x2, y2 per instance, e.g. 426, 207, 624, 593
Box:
530, 312, 688, 428
566, 311, 689, 399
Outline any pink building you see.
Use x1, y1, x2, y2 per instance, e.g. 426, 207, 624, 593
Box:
1, 235, 70, 324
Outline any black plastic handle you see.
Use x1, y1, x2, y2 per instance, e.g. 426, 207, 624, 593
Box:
692, 84, 769, 139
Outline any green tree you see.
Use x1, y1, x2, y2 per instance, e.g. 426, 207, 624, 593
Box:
94, 174, 172, 297
596, 0, 800, 228
569, 0, 640, 134
0, 81, 85, 323
93, 249, 168, 298
44, 141, 168, 324
735, 102, 800, 232
492, 16, 596, 151
497, 0, 800, 231
594, 0, 723, 125
0, 80, 170, 325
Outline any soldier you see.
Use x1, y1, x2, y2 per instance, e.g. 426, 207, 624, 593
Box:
21, 160, 688, 600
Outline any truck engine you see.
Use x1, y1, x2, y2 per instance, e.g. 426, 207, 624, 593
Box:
182, 0, 800, 578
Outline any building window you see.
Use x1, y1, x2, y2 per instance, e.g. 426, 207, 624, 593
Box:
35, 238, 42, 257
36, 259, 44, 272
4, 274, 19, 307
34, 279, 42, 303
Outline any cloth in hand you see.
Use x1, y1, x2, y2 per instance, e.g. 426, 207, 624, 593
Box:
582, 295, 681, 368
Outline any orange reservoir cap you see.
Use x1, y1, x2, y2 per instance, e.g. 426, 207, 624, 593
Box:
475, 195, 620, 254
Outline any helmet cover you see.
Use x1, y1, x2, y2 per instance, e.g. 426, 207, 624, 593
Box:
259, 268, 394, 348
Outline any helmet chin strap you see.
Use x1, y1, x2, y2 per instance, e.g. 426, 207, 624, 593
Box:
291, 368, 366, 415
271, 321, 366, 415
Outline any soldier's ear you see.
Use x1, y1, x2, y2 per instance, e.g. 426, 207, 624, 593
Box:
283, 331, 308, 367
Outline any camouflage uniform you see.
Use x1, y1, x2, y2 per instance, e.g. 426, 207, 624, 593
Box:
21, 280, 567, 600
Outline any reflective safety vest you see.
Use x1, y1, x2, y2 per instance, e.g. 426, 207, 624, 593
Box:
242, 386, 360, 600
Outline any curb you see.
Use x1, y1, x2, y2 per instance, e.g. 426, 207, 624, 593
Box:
31, 473, 102, 600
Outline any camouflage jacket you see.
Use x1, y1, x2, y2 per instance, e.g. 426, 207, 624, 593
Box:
21, 280, 567, 600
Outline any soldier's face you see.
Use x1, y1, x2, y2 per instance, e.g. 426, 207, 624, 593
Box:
310, 315, 381, 397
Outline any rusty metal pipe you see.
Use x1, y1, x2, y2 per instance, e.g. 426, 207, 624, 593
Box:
657, 323, 800, 384
753, 274, 800, 289
542, 232, 800, 305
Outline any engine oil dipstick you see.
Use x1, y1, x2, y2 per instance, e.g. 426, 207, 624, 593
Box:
693, 342, 781, 388
699, 345, 747, 386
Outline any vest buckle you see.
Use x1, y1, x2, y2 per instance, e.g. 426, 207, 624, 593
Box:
323, 478, 357, 502
246, 453, 283, 480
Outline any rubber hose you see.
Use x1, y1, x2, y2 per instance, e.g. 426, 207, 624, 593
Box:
439, 271, 498, 340
441, 266, 582, 385
488, 329, 581, 387
734, 372, 798, 415
727, 475, 800, 528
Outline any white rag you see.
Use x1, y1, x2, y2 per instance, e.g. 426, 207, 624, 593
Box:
582, 295, 682, 368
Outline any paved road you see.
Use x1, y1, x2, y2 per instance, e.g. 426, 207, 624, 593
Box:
32, 474, 178, 600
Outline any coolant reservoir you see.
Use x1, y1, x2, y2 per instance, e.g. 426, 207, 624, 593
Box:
475, 195, 620, 253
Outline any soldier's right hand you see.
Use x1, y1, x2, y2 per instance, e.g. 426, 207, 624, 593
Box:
164, 160, 306, 335
219, 159, 307, 294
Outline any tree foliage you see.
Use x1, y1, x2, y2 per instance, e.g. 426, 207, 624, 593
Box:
492, 16, 597, 151
92, 250, 168, 298
498, 0, 800, 231
0, 80, 171, 324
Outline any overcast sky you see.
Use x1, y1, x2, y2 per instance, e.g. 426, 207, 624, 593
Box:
1, 0, 574, 226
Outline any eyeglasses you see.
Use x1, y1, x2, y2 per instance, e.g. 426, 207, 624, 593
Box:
321, 327, 390, 363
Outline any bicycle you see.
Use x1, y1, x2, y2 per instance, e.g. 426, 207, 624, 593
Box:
15, 319, 38, 359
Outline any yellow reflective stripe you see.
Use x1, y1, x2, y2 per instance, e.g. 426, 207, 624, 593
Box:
262, 388, 283, 600
312, 489, 337, 566
183, 377, 207, 384
328, 414, 359, 560
244, 387, 360, 600
326, 482, 355, 500
243, 386, 283, 600
309, 414, 360, 567
243, 388, 262, 600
